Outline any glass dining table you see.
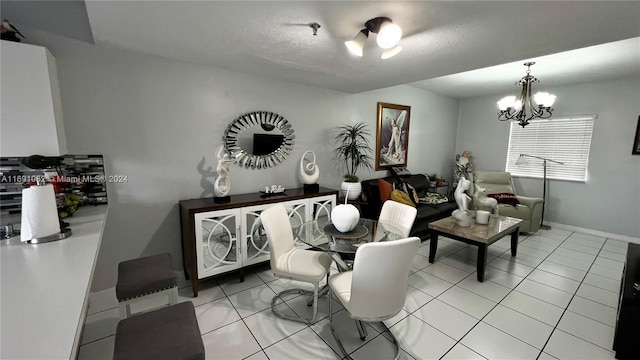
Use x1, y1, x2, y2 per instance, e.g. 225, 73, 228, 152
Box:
292, 216, 402, 259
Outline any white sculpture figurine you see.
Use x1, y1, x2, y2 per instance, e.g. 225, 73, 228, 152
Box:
299, 150, 319, 184
473, 184, 499, 215
452, 177, 473, 227
213, 145, 235, 197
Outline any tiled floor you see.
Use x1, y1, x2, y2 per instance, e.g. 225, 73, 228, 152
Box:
79, 228, 628, 359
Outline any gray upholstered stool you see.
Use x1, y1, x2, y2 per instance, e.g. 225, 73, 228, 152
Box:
116, 252, 178, 318
113, 301, 204, 360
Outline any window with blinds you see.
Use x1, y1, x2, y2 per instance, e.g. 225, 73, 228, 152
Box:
505, 115, 596, 182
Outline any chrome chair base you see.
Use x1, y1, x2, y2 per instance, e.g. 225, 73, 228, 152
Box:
329, 290, 401, 360
271, 286, 319, 325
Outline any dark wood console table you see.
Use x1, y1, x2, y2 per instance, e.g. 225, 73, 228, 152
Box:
179, 187, 338, 296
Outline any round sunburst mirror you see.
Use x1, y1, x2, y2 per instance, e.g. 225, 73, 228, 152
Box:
223, 111, 295, 169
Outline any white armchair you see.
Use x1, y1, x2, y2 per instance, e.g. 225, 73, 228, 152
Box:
328, 237, 420, 360
469, 171, 544, 233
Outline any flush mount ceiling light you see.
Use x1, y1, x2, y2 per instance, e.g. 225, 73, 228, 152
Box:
344, 17, 402, 59
497, 62, 556, 128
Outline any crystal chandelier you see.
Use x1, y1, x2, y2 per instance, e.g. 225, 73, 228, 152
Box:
497, 62, 556, 128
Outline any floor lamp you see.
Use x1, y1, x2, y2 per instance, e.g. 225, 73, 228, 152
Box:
515, 154, 564, 230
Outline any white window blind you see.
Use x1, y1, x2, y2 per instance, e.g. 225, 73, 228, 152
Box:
505, 115, 596, 182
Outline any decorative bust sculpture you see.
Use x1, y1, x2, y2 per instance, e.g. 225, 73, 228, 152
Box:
451, 177, 472, 227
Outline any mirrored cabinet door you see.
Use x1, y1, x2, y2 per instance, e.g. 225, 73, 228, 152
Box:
195, 209, 241, 278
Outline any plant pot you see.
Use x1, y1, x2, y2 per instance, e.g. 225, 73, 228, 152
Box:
340, 181, 361, 200
436, 179, 443, 187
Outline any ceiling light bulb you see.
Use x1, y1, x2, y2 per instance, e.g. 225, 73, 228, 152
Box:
381, 45, 402, 59
344, 29, 368, 57
497, 96, 516, 111
376, 22, 402, 49
534, 92, 556, 107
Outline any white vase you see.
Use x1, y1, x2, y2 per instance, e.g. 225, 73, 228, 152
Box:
340, 181, 361, 200
331, 204, 360, 232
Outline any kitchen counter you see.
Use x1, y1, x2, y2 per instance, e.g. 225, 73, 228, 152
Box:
1, 205, 108, 359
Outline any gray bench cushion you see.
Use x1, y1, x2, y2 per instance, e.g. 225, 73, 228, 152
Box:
113, 301, 204, 360
116, 252, 177, 301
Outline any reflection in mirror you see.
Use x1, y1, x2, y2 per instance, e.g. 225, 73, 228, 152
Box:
223, 111, 295, 169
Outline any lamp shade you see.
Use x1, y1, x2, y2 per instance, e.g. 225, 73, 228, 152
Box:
376, 21, 402, 49
534, 92, 556, 107
345, 30, 368, 57
497, 96, 516, 111
381, 45, 402, 59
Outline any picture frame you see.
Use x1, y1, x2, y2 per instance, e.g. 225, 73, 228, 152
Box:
375, 102, 411, 170
633, 116, 640, 155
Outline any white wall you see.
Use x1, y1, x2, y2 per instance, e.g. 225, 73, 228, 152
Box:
457, 77, 640, 238
23, 28, 459, 291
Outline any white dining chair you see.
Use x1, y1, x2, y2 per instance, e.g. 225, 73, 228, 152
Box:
377, 200, 418, 239
260, 204, 332, 324
329, 236, 420, 360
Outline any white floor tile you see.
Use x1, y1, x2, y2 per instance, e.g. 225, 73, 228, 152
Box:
598, 250, 626, 262
77, 335, 115, 360
391, 315, 457, 360
487, 257, 534, 277
551, 247, 596, 262
544, 329, 617, 359
567, 296, 617, 327
178, 281, 227, 307
575, 283, 619, 308
519, 239, 560, 253
437, 286, 497, 319
441, 343, 487, 360
424, 261, 473, 283
195, 298, 242, 334
560, 242, 600, 256
500, 291, 564, 326
403, 286, 434, 313
410, 253, 432, 271
537, 261, 586, 282
413, 299, 479, 340
515, 279, 573, 309
483, 305, 553, 349
264, 327, 337, 360
226, 283, 277, 318
457, 273, 512, 302
445, 255, 482, 273
483, 267, 524, 289
526, 269, 581, 294
407, 270, 454, 297
244, 350, 270, 360
582, 272, 620, 293
589, 264, 622, 281
87, 288, 118, 315
515, 245, 551, 259
594, 257, 624, 272
217, 272, 266, 296
538, 352, 559, 360
350, 332, 407, 360
557, 311, 615, 350
80, 308, 119, 345
243, 306, 307, 348
545, 253, 592, 271
461, 322, 539, 360
309, 309, 380, 355
499, 252, 544, 268
201, 319, 261, 359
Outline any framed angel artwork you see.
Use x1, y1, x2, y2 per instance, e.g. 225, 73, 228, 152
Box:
375, 102, 411, 170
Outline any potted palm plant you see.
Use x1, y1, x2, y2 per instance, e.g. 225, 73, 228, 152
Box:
332, 122, 374, 200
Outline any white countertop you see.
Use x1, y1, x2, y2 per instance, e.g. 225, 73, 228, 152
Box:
1, 206, 108, 360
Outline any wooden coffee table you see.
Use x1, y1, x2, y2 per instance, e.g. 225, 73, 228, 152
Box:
428, 216, 522, 282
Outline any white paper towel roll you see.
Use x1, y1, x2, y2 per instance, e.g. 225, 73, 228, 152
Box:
20, 184, 61, 242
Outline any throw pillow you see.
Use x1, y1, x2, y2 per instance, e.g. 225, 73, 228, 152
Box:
401, 182, 420, 205
378, 179, 393, 202
390, 189, 416, 207
487, 192, 520, 205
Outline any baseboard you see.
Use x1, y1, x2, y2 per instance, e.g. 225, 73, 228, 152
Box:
546, 221, 640, 244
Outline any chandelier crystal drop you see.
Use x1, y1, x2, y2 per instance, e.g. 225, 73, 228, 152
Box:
497, 62, 556, 128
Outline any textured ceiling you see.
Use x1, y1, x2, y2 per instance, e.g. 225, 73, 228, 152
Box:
3, 1, 640, 96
